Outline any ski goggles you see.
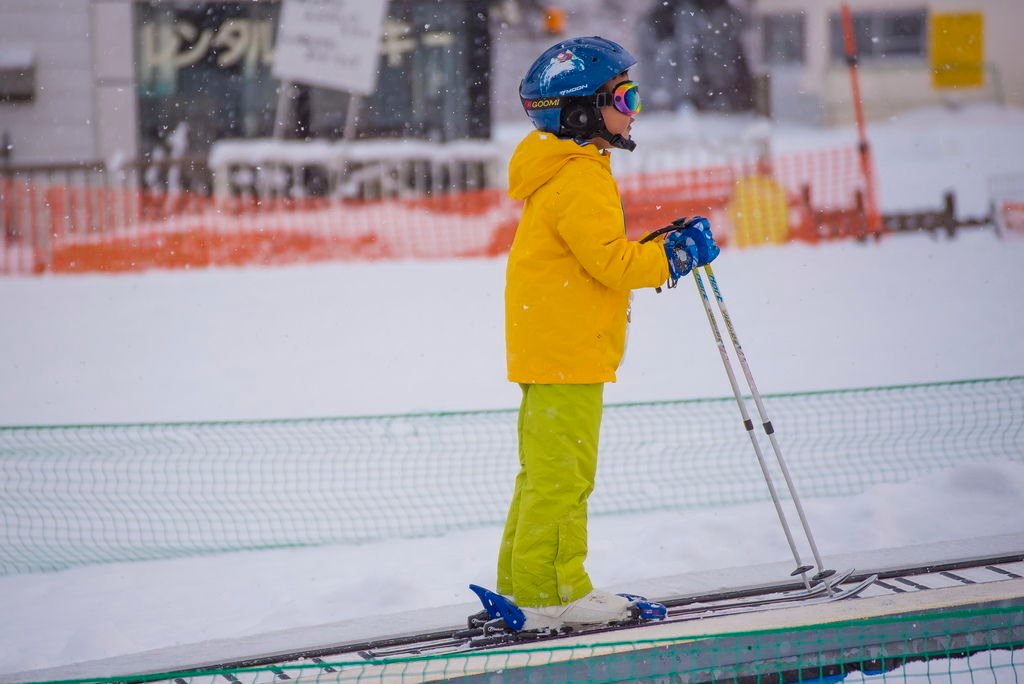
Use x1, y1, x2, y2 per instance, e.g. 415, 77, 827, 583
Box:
595, 81, 642, 116
520, 81, 642, 116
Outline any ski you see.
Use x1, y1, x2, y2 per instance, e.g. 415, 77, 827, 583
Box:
666, 572, 876, 624
124, 556, 1020, 682
463, 567, 855, 630
358, 569, 871, 659
457, 572, 878, 655
666, 566, 855, 611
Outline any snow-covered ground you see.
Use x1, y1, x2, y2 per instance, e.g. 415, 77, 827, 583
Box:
1, 105, 1023, 676
847, 648, 1023, 683
2, 231, 1022, 426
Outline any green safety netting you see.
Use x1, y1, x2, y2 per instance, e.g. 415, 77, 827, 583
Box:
14, 605, 1024, 683
1, 376, 1022, 575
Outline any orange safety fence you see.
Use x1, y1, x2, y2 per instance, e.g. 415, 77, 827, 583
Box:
620, 145, 875, 246
1, 145, 881, 275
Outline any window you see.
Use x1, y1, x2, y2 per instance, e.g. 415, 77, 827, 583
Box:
762, 13, 805, 65
0, 45, 36, 103
134, 2, 280, 153
133, 0, 491, 155
830, 9, 927, 61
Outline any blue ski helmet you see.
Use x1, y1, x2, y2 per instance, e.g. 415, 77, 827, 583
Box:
520, 36, 637, 135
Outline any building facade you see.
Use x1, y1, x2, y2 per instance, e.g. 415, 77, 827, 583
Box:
0, 0, 491, 164
1, 0, 1022, 164
490, 0, 1023, 126
749, 0, 1024, 124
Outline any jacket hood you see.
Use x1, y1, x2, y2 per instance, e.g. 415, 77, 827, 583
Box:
507, 130, 607, 201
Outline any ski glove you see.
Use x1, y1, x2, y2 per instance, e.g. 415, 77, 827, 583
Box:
663, 217, 720, 287
664, 232, 698, 286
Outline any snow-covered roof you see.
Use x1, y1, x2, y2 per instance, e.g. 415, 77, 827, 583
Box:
0, 45, 35, 71
208, 137, 502, 169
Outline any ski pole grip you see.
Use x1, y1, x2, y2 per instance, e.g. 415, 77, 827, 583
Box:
639, 217, 689, 244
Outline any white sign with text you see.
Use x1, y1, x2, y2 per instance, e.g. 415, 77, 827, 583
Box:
273, 0, 388, 94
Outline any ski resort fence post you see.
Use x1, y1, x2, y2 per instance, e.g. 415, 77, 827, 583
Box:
841, 3, 884, 238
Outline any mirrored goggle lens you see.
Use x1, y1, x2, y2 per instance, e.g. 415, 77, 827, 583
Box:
613, 82, 642, 115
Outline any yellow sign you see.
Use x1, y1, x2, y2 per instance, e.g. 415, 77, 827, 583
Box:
930, 12, 984, 89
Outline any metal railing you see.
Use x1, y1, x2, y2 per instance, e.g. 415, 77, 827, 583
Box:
206, 139, 504, 201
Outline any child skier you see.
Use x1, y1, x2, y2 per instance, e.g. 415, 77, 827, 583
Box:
495, 36, 720, 630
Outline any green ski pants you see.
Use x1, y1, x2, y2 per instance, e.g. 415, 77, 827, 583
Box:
496, 382, 604, 607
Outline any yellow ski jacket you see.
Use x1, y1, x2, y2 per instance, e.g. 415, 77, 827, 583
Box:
505, 130, 669, 384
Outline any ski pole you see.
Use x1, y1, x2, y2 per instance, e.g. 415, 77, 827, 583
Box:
691, 269, 814, 591
702, 263, 835, 585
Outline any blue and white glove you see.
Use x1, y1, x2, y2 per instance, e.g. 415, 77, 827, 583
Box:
663, 217, 720, 288
664, 231, 698, 286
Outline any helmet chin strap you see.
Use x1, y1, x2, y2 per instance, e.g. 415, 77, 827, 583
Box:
599, 129, 636, 151
593, 113, 636, 151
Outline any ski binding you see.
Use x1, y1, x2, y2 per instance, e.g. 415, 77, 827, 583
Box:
468, 584, 667, 635
618, 592, 669, 622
